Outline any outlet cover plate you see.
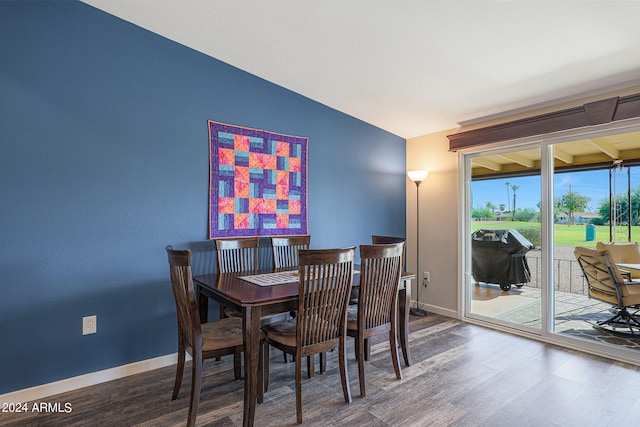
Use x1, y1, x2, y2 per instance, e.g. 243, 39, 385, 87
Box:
83, 315, 97, 335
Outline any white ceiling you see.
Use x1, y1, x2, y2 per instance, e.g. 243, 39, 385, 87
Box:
81, 0, 640, 139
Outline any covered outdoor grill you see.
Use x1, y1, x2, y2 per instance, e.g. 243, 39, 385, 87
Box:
471, 229, 534, 291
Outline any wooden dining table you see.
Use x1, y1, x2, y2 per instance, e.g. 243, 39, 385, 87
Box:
194, 268, 415, 427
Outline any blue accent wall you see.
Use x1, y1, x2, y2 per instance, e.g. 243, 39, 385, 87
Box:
0, 1, 405, 393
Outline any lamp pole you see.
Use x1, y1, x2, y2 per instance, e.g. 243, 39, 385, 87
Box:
407, 170, 428, 316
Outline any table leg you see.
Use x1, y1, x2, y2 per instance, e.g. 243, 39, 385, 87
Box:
197, 285, 209, 324
398, 279, 412, 367
243, 306, 261, 427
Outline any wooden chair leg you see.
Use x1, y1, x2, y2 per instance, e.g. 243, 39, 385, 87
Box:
258, 343, 264, 404
187, 356, 202, 427
264, 344, 270, 393
398, 287, 412, 367
307, 355, 314, 378
389, 329, 402, 380
358, 336, 366, 396
354, 337, 360, 360
172, 345, 185, 400
233, 351, 242, 380
338, 338, 352, 404
320, 352, 327, 374
364, 338, 371, 361
296, 353, 303, 425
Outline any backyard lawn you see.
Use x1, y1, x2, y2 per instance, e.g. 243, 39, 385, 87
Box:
471, 221, 640, 247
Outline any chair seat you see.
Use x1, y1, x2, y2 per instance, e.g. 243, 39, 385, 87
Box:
223, 307, 242, 318
201, 317, 244, 351
262, 319, 297, 347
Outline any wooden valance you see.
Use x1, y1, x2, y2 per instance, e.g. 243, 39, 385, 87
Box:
447, 92, 640, 151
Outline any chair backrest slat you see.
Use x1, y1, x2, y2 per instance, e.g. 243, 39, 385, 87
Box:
271, 235, 311, 270
371, 235, 406, 270
297, 247, 355, 349
359, 243, 404, 330
215, 237, 260, 273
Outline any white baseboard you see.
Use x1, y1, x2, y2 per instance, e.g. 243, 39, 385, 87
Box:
0, 353, 180, 403
410, 298, 458, 319
422, 304, 458, 319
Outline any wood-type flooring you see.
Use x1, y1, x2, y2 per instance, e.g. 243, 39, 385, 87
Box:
3, 314, 640, 426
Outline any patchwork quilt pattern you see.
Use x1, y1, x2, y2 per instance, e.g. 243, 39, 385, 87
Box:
208, 121, 308, 238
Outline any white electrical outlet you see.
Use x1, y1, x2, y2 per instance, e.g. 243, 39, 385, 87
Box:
83, 315, 97, 335
424, 271, 430, 282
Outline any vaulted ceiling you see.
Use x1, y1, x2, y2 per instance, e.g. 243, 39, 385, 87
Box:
81, 0, 640, 139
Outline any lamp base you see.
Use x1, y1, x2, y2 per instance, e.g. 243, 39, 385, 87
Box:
410, 307, 428, 317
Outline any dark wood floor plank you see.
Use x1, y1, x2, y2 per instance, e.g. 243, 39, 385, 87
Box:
3, 314, 640, 426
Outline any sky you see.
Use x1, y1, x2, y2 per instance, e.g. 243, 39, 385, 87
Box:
471, 167, 640, 213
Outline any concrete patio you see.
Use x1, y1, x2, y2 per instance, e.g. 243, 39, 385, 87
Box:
470, 244, 640, 351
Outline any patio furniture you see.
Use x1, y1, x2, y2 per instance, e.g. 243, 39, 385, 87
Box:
574, 246, 640, 335
596, 241, 640, 278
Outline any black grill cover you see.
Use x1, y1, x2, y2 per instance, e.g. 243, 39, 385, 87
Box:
471, 229, 534, 285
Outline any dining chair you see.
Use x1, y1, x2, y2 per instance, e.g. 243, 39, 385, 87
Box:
348, 237, 403, 309
363, 235, 407, 359
347, 243, 404, 396
166, 246, 264, 427
271, 235, 310, 271
261, 247, 355, 424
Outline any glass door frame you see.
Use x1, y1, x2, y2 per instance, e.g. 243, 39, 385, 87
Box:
458, 118, 640, 365
461, 143, 545, 336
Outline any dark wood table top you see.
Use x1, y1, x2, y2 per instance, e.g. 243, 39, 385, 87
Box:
193, 269, 416, 307
194, 269, 299, 307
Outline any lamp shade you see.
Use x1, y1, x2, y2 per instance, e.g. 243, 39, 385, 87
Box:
407, 170, 429, 182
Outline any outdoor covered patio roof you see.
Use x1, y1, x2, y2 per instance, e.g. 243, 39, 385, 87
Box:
472, 130, 640, 178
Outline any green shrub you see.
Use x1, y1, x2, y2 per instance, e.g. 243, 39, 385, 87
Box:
516, 226, 541, 248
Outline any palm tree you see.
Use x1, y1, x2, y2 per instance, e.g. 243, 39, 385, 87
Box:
511, 184, 520, 220
505, 181, 511, 213
486, 201, 496, 213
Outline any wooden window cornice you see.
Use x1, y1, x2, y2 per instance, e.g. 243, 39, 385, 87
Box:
447, 93, 640, 151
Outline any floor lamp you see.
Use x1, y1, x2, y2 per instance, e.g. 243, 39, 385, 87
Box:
408, 170, 429, 316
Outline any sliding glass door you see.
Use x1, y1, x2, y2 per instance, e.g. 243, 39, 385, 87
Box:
462, 125, 640, 361
465, 145, 543, 333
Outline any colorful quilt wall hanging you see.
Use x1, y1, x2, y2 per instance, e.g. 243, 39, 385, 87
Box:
208, 121, 308, 239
